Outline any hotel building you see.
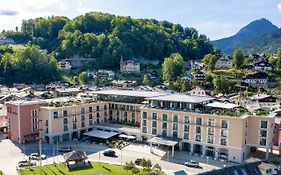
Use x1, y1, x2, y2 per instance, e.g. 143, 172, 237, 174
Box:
7, 90, 276, 163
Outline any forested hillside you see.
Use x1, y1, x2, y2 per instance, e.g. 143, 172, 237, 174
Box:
2, 12, 214, 69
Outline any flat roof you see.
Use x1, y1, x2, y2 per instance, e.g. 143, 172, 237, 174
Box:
91, 89, 167, 98
147, 94, 213, 103
5, 100, 45, 106
84, 130, 118, 139
206, 101, 238, 109
147, 136, 179, 146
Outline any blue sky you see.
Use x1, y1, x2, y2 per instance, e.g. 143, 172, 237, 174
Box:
0, 0, 280, 40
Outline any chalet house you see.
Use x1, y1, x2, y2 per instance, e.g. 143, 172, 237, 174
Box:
192, 70, 206, 84
111, 80, 137, 88
254, 60, 273, 71
188, 86, 210, 97
215, 57, 232, 69
250, 94, 280, 109
120, 57, 140, 73
229, 94, 253, 107
242, 72, 268, 85
58, 60, 72, 71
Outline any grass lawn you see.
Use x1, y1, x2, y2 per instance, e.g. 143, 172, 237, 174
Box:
19, 162, 162, 175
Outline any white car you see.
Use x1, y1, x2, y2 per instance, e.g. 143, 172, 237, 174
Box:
29, 153, 47, 160
184, 160, 199, 168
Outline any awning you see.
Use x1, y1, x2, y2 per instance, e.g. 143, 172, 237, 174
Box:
147, 136, 179, 146
84, 130, 118, 139
119, 134, 127, 138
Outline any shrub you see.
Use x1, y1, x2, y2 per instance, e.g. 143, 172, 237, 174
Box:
131, 167, 140, 174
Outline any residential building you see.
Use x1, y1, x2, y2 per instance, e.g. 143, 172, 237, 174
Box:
58, 60, 72, 71
254, 60, 273, 72
0, 36, 15, 45
188, 86, 210, 97
215, 56, 232, 69
242, 72, 269, 89
111, 80, 138, 88
120, 57, 140, 73
52, 88, 82, 98
192, 70, 206, 84
250, 94, 280, 109
229, 94, 253, 107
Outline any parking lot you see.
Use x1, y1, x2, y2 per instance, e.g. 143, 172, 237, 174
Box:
0, 138, 237, 175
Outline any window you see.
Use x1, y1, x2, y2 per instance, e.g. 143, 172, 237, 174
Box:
195, 135, 201, 142
143, 120, 147, 126
184, 125, 190, 132
208, 127, 214, 135
89, 120, 93, 126
104, 111, 107, 117
96, 106, 100, 111
260, 138, 267, 146
152, 113, 157, 120
81, 121, 85, 128
162, 122, 167, 129
132, 113, 135, 123
142, 127, 147, 133
96, 113, 100, 118
31, 109, 37, 117
143, 112, 147, 119
196, 126, 201, 134
63, 124, 68, 131
172, 131, 178, 138
89, 107, 93, 113
207, 136, 214, 144
81, 115, 85, 121
162, 130, 167, 137
220, 138, 227, 146
221, 120, 228, 128
196, 118, 202, 125
89, 114, 93, 119
221, 130, 227, 137
173, 115, 178, 122
261, 121, 268, 129
260, 130, 267, 137
53, 111, 58, 118
63, 110, 67, 117
104, 105, 107, 110
152, 128, 157, 135
184, 133, 189, 140
152, 121, 157, 128
173, 123, 178, 130
162, 114, 167, 121
63, 118, 68, 124
73, 123, 77, 130
81, 108, 85, 114
184, 116, 190, 124
208, 119, 215, 126
124, 112, 127, 117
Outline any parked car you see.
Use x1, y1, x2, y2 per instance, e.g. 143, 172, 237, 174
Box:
59, 147, 72, 152
184, 160, 199, 168
18, 160, 36, 167
134, 158, 142, 165
29, 153, 47, 160
103, 150, 116, 157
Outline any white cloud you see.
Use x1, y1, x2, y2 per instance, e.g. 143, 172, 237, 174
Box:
278, 3, 281, 12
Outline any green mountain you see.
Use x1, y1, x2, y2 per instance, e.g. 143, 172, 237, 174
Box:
212, 18, 279, 55
2, 12, 214, 70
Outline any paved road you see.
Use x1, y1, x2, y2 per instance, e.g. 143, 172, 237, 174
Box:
0, 139, 236, 175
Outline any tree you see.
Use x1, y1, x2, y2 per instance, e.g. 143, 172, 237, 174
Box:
202, 54, 217, 71
94, 76, 101, 87
78, 71, 87, 84
143, 74, 150, 85
162, 53, 184, 83
269, 48, 281, 71
232, 50, 244, 69
153, 163, 162, 172
140, 158, 152, 172
214, 76, 236, 94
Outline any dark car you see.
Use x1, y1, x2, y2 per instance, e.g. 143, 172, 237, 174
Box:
134, 158, 142, 165
103, 150, 117, 157
59, 147, 72, 152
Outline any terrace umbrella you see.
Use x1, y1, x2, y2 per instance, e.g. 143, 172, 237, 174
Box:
127, 135, 136, 140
